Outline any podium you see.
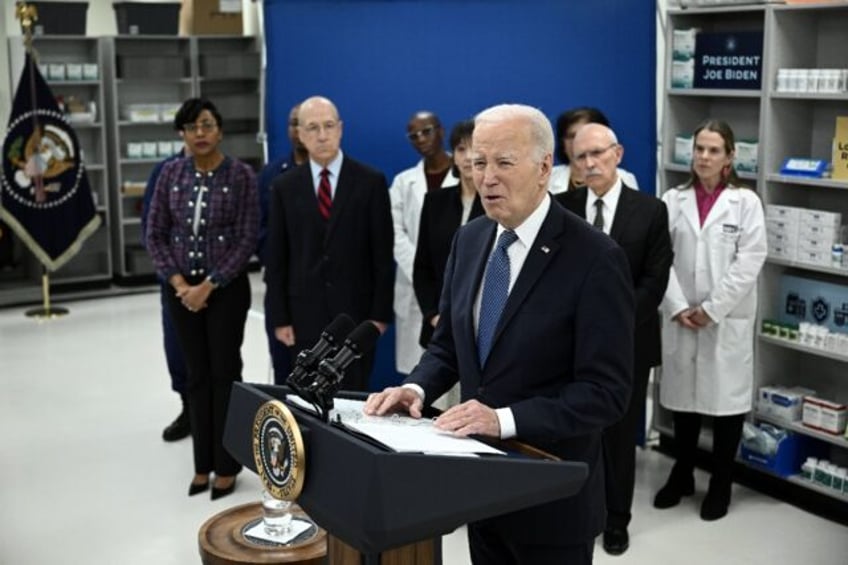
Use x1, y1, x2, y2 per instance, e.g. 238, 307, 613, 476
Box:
224, 382, 588, 564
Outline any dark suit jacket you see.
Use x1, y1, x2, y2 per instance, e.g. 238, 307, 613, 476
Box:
406, 198, 634, 545
556, 184, 672, 369
412, 185, 484, 347
265, 155, 394, 350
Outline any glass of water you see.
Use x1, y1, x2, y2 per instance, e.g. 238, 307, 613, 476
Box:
261, 490, 293, 537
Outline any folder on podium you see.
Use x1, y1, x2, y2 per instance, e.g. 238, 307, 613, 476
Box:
224, 382, 588, 563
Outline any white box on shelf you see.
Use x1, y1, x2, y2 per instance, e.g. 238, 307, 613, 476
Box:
159, 103, 182, 124
766, 218, 800, 235
48, 63, 65, 81
766, 205, 801, 221
171, 140, 184, 156
674, 135, 693, 165
770, 244, 797, 261
672, 28, 698, 60
798, 237, 836, 254
798, 223, 840, 240
142, 142, 158, 159
123, 104, 160, 123
82, 63, 98, 80
758, 386, 815, 423
799, 209, 841, 228
126, 142, 143, 159
735, 140, 759, 173
158, 141, 174, 158
767, 231, 797, 249
671, 59, 695, 89
65, 63, 83, 81
795, 249, 830, 266
803, 397, 847, 435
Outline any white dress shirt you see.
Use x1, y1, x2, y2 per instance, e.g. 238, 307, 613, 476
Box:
309, 150, 343, 198
585, 176, 623, 236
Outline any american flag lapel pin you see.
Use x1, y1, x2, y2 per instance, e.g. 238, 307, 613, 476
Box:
540, 245, 550, 254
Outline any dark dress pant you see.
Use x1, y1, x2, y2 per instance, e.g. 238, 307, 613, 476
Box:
160, 283, 188, 394
166, 272, 250, 476
468, 521, 594, 565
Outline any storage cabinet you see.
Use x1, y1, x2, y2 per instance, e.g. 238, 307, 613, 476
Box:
658, 3, 848, 504
2, 36, 113, 305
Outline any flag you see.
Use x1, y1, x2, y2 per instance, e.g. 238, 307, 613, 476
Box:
1, 54, 100, 271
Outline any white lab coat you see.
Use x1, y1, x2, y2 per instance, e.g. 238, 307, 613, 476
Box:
548, 164, 639, 194
389, 160, 458, 373
660, 185, 767, 415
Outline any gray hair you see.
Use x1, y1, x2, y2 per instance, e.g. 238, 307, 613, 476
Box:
474, 104, 554, 162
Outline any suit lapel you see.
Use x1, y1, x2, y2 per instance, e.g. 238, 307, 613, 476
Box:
609, 187, 635, 242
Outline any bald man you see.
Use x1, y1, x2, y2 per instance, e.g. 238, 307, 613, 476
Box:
389, 111, 458, 374
265, 96, 394, 392
557, 123, 673, 556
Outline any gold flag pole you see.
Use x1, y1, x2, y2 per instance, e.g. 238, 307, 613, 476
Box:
16, 3, 69, 320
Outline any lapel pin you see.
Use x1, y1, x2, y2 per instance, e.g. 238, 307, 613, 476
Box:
540, 245, 550, 254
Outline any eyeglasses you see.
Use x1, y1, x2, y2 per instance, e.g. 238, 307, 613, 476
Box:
300, 121, 339, 136
407, 126, 435, 142
182, 120, 218, 135
574, 143, 618, 163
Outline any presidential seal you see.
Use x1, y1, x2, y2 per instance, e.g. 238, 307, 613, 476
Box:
253, 400, 305, 501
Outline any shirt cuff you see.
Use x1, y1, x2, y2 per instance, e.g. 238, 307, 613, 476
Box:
402, 383, 425, 403
495, 407, 516, 439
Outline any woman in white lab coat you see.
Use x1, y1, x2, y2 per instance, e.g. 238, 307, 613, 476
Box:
654, 120, 767, 521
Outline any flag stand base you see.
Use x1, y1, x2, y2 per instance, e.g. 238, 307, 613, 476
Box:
25, 306, 69, 319
25, 272, 69, 319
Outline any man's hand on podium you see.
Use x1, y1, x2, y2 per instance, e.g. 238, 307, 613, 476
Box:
364, 387, 424, 419
434, 400, 500, 438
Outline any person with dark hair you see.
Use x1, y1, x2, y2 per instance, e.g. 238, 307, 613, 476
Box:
146, 97, 259, 500
412, 119, 484, 407
265, 96, 393, 392
550, 106, 639, 193
390, 111, 458, 375
366, 104, 634, 565
655, 119, 766, 521
558, 123, 673, 555
141, 119, 190, 443
256, 103, 309, 385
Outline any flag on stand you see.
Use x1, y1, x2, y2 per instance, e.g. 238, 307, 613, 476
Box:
1, 54, 100, 271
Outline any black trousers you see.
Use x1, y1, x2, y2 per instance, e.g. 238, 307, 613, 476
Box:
602, 362, 651, 530
468, 522, 593, 565
166, 272, 250, 476
671, 411, 745, 488
159, 283, 188, 395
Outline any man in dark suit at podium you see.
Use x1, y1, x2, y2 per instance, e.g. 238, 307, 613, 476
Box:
366, 104, 634, 565
557, 123, 673, 556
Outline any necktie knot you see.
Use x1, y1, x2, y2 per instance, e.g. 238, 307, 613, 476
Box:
497, 230, 518, 251
320, 168, 329, 179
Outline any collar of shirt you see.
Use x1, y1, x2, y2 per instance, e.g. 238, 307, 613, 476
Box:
585, 175, 622, 235
309, 150, 344, 196
491, 193, 551, 290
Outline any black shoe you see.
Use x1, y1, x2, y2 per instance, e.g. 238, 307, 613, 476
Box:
602, 527, 629, 556
188, 480, 209, 496
162, 410, 190, 442
211, 477, 236, 501
653, 472, 695, 509
700, 480, 731, 521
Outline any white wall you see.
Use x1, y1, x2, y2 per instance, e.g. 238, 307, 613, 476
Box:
0, 0, 259, 123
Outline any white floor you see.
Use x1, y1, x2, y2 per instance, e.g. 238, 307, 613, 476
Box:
0, 274, 845, 565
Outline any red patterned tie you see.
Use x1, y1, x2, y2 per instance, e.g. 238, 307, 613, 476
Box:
318, 169, 332, 220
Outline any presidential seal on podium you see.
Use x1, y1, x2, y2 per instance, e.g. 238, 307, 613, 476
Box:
252, 400, 305, 500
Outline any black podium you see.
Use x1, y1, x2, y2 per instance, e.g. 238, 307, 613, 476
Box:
224, 382, 588, 564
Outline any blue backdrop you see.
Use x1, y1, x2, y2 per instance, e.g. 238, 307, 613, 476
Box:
263, 0, 656, 389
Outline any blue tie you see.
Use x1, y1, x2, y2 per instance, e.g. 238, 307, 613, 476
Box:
477, 230, 518, 366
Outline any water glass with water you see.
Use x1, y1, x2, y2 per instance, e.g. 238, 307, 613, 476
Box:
261, 490, 293, 537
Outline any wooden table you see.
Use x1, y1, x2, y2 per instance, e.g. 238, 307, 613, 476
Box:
198, 502, 327, 565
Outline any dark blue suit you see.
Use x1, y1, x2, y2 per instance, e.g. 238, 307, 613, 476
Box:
406, 198, 634, 557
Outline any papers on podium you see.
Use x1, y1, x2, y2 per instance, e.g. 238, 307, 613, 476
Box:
286, 396, 504, 456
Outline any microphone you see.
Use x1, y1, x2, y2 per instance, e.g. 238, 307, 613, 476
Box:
286, 313, 356, 390
310, 321, 381, 396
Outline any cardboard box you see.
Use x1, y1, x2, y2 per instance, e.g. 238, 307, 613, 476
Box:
740, 425, 824, 478
833, 117, 848, 181
766, 205, 801, 221
758, 386, 815, 423
180, 0, 243, 36
803, 396, 847, 435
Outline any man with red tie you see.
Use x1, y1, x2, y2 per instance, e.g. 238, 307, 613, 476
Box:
265, 96, 394, 392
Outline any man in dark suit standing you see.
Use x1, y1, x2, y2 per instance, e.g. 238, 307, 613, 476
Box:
366, 104, 634, 565
557, 123, 673, 556
265, 96, 394, 392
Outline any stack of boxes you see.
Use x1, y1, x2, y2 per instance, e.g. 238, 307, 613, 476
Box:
766, 204, 843, 267
671, 28, 697, 89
